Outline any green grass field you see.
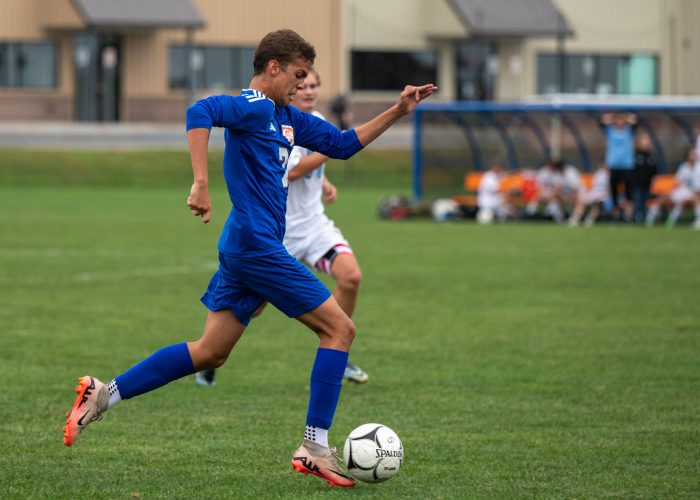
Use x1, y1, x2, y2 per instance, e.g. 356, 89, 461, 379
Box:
1, 150, 699, 498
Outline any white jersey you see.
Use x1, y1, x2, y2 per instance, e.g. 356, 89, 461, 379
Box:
582, 168, 610, 204
285, 110, 327, 238
536, 165, 565, 194
563, 165, 582, 193
692, 160, 700, 192
590, 168, 610, 196
671, 161, 695, 203
675, 162, 694, 190
477, 170, 503, 209
283, 110, 350, 268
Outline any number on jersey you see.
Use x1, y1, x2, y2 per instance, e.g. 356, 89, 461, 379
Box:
279, 147, 290, 187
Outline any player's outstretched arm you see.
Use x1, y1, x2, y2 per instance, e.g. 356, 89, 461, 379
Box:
187, 128, 212, 223
354, 84, 437, 147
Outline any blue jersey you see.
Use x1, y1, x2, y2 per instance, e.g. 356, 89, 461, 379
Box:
604, 125, 635, 169
186, 90, 363, 256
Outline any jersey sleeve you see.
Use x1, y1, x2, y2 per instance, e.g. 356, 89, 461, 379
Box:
291, 108, 363, 160
186, 94, 274, 131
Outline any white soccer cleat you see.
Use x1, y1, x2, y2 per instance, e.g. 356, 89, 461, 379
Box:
344, 361, 369, 384
195, 369, 216, 386
291, 440, 356, 488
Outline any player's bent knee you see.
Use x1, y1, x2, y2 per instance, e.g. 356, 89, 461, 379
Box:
190, 342, 230, 370
338, 269, 362, 292
208, 352, 229, 369
323, 316, 356, 350
200, 351, 229, 369
337, 318, 356, 347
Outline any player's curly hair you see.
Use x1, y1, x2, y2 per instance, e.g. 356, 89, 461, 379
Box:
253, 29, 316, 75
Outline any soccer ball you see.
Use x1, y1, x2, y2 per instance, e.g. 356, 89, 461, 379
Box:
343, 423, 403, 483
431, 198, 460, 222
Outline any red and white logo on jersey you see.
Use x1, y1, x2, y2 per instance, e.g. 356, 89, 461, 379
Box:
282, 125, 294, 146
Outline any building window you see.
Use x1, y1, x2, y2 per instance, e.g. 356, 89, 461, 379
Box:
537, 53, 658, 95
0, 42, 57, 89
169, 45, 255, 90
351, 50, 437, 91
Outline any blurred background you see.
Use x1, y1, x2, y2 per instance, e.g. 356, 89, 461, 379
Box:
1, 0, 699, 124
2, 0, 700, 194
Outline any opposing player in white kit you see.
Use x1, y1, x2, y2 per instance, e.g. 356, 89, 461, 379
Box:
476, 161, 511, 223
646, 148, 698, 227
568, 163, 610, 227
526, 159, 567, 223
197, 69, 368, 386
692, 148, 700, 229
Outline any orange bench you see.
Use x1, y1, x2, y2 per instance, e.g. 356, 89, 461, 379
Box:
578, 173, 676, 196
650, 175, 677, 197
452, 171, 533, 207
581, 173, 678, 197
452, 171, 677, 207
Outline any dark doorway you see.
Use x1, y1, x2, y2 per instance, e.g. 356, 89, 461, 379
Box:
74, 34, 121, 121
456, 40, 496, 101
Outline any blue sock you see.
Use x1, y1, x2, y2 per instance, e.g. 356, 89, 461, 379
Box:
115, 343, 195, 399
306, 347, 349, 429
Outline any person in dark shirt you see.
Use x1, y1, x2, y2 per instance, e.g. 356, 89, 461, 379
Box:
330, 94, 353, 130
631, 132, 658, 223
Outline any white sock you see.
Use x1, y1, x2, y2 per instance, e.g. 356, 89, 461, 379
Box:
646, 205, 659, 224
694, 204, 700, 220
547, 201, 564, 223
107, 379, 122, 409
304, 425, 329, 448
668, 205, 681, 224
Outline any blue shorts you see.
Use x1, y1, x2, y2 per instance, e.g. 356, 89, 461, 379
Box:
201, 250, 331, 325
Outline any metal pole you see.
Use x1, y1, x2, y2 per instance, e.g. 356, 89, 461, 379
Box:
550, 112, 561, 160
557, 14, 566, 93
186, 28, 195, 106
669, 15, 678, 95
412, 109, 423, 202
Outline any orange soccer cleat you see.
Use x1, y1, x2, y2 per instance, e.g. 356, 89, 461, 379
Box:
63, 376, 108, 447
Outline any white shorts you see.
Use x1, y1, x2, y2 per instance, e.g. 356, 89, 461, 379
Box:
538, 186, 561, 200
284, 215, 351, 274
670, 186, 693, 204
477, 194, 504, 211
583, 189, 608, 205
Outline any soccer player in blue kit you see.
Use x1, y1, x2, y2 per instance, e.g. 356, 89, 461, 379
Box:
63, 29, 436, 488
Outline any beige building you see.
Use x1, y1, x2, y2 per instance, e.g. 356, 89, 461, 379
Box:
1, 0, 698, 122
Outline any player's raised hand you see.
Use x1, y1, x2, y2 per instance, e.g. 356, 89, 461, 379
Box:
396, 84, 438, 115
353, 83, 438, 147
187, 182, 211, 223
